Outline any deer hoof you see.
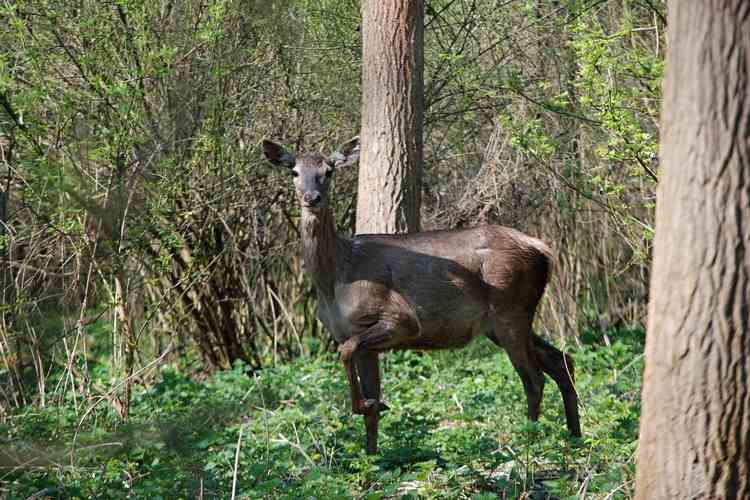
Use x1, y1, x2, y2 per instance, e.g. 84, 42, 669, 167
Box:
359, 399, 389, 415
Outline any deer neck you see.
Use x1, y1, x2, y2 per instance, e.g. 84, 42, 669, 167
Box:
300, 204, 345, 299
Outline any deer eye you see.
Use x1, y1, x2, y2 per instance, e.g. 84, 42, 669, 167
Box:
290, 169, 299, 177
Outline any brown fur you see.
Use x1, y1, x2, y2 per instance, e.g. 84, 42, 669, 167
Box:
263, 138, 581, 454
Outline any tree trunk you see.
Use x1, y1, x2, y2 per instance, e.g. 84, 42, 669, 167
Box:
357, 0, 424, 234
114, 270, 135, 420
355, 0, 424, 455
635, 2, 750, 498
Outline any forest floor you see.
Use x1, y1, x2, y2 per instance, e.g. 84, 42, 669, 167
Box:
2, 328, 642, 499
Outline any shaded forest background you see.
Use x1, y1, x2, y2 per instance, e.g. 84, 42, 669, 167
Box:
1, 0, 664, 496
1, 0, 662, 405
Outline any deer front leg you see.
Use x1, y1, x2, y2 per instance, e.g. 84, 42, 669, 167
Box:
339, 339, 365, 414
338, 336, 389, 415
355, 350, 386, 455
338, 314, 419, 454
339, 339, 389, 455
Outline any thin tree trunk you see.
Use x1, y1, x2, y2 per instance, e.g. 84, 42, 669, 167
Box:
635, 2, 750, 498
115, 270, 135, 420
357, 0, 424, 234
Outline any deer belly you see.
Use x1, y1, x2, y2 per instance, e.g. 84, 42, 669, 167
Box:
404, 317, 486, 350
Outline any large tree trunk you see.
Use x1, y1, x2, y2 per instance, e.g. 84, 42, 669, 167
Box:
635, 2, 750, 498
356, 0, 424, 234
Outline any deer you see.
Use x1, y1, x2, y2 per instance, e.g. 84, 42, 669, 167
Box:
262, 137, 581, 455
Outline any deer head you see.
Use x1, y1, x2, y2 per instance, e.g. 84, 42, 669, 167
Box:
262, 137, 360, 211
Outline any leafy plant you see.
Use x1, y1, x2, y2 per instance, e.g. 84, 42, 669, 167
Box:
3, 328, 642, 499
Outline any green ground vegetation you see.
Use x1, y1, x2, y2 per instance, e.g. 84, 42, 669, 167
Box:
2, 327, 642, 499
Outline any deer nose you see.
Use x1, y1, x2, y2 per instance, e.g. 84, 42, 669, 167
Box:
303, 191, 322, 206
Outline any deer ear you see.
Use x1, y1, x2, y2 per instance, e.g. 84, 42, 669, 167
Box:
262, 140, 295, 169
327, 136, 360, 168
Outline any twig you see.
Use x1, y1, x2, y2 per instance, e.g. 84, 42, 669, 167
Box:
73, 343, 175, 445
508, 87, 602, 126
231, 420, 245, 500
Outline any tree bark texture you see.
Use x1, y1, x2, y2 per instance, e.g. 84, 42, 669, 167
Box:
635, 2, 750, 498
357, 0, 423, 234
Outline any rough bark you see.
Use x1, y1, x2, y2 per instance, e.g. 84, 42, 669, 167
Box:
357, 0, 423, 234
635, 1, 750, 498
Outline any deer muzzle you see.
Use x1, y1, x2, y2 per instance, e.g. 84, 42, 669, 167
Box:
302, 191, 322, 207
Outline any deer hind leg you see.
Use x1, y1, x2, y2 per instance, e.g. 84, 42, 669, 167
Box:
507, 343, 546, 422
531, 334, 581, 437
488, 322, 545, 422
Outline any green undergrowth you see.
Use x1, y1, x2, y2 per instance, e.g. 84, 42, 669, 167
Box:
1, 328, 643, 499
